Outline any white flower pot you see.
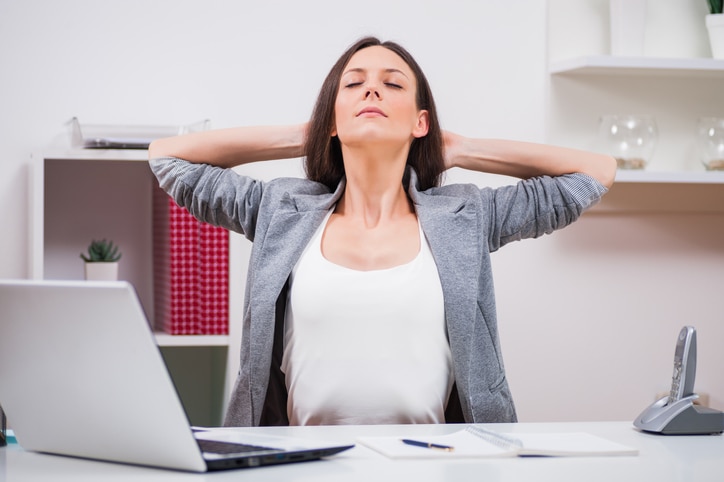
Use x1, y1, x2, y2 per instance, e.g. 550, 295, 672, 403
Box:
706, 14, 724, 60
84, 262, 119, 281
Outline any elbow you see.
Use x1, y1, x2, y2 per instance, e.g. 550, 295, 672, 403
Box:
148, 138, 165, 161
600, 154, 617, 189
591, 154, 617, 190
148, 136, 178, 161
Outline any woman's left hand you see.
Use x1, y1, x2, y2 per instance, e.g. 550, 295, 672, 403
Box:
442, 130, 465, 171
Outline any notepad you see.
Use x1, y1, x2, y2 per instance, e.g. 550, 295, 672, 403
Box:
357, 426, 638, 459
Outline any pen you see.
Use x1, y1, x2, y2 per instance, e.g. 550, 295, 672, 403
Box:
401, 439, 454, 452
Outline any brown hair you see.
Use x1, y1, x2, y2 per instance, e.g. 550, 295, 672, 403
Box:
303, 36, 445, 191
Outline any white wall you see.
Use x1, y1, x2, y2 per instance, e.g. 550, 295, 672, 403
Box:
0, 0, 545, 268
1, 0, 722, 422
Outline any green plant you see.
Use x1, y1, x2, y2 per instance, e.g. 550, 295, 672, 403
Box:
709, 0, 723, 14
80, 239, 122, 262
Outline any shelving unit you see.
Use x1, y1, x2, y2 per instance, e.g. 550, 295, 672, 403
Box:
547, 52, 724, 176
29, 144, 230, 425
547, 55, 724, 215
539, 2, 724, 418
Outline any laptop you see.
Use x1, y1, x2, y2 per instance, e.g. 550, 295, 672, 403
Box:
0, 279, 353, 472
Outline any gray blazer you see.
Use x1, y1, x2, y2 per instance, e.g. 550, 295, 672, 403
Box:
150, 157, 606, 426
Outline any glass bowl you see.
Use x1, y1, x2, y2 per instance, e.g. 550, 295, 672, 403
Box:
598, 115, 658, 169
696, 117, 724, 171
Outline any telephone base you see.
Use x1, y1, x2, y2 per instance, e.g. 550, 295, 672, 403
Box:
634, 395, 724, 435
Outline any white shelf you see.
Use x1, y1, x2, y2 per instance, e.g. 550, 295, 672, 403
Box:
615, 170, 724, 184
154, 332, 229, 347
549, 55, 724, 78
43, 149, 148, 162
40, 136, 150, 161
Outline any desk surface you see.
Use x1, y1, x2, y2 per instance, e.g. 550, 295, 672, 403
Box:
1, 421, 723, 481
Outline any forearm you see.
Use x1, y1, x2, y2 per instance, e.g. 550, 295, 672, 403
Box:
148, 123, 307, 168
448, 135, 616, 189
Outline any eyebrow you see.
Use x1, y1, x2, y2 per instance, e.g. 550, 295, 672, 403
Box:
342, 67, 410, 78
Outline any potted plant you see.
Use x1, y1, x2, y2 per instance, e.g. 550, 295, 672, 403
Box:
706, 0, 724, 59
81, 239, 122, 281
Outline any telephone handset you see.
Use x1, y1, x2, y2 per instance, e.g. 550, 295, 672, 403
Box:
634, 326, 723, 435
667, 326, 696, 405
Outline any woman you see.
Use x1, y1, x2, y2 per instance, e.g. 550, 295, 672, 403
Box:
149, 37, 616, 427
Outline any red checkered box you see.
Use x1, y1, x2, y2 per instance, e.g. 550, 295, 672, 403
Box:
153, 191, 229, 335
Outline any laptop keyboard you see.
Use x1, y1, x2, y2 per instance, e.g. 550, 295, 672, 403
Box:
197, 439, 279, 455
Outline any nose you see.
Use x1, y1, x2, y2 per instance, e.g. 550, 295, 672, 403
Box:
364, 87, 381, 100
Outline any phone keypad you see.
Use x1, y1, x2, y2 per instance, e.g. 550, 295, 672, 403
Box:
668, 360, 682, 403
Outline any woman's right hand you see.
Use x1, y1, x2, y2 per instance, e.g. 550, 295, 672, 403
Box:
148, 123, 308, 168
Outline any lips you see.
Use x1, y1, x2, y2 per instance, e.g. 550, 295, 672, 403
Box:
356, 106, 386, 117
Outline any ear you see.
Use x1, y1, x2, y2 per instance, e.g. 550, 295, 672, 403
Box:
412, 110, 429, 138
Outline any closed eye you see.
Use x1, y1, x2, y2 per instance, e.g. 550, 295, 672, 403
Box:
345, 82, 363, 88
385, 83, 403, 89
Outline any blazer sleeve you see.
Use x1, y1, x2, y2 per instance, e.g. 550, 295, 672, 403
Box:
484, 172, 608, 252
149, 156, 262, 240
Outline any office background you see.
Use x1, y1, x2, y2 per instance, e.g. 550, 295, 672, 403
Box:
1, 0, 722, 422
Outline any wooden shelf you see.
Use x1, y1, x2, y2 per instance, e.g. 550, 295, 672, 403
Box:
549, 56, 724, 78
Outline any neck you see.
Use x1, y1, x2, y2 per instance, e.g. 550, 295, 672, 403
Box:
337, 144, 413, 228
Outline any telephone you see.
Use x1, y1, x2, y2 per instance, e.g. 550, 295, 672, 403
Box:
667, 326, 696, 404
633, 326, 723, 435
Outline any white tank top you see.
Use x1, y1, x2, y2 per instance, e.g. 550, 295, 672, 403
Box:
281, 209, 452, 425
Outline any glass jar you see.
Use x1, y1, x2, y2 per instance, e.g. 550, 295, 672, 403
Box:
696, 117, 724, 171
598, 115, 658, 169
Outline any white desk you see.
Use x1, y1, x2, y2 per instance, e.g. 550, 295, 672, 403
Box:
1, 422, 722, 481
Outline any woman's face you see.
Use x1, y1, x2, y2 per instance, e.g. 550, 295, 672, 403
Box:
332, 46, 429, 150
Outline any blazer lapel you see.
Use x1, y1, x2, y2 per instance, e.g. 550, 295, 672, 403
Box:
409, 176, 482, 379
248, 181, 344, 416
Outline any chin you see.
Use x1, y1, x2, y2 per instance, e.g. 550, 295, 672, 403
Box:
337, 129, 408, 148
